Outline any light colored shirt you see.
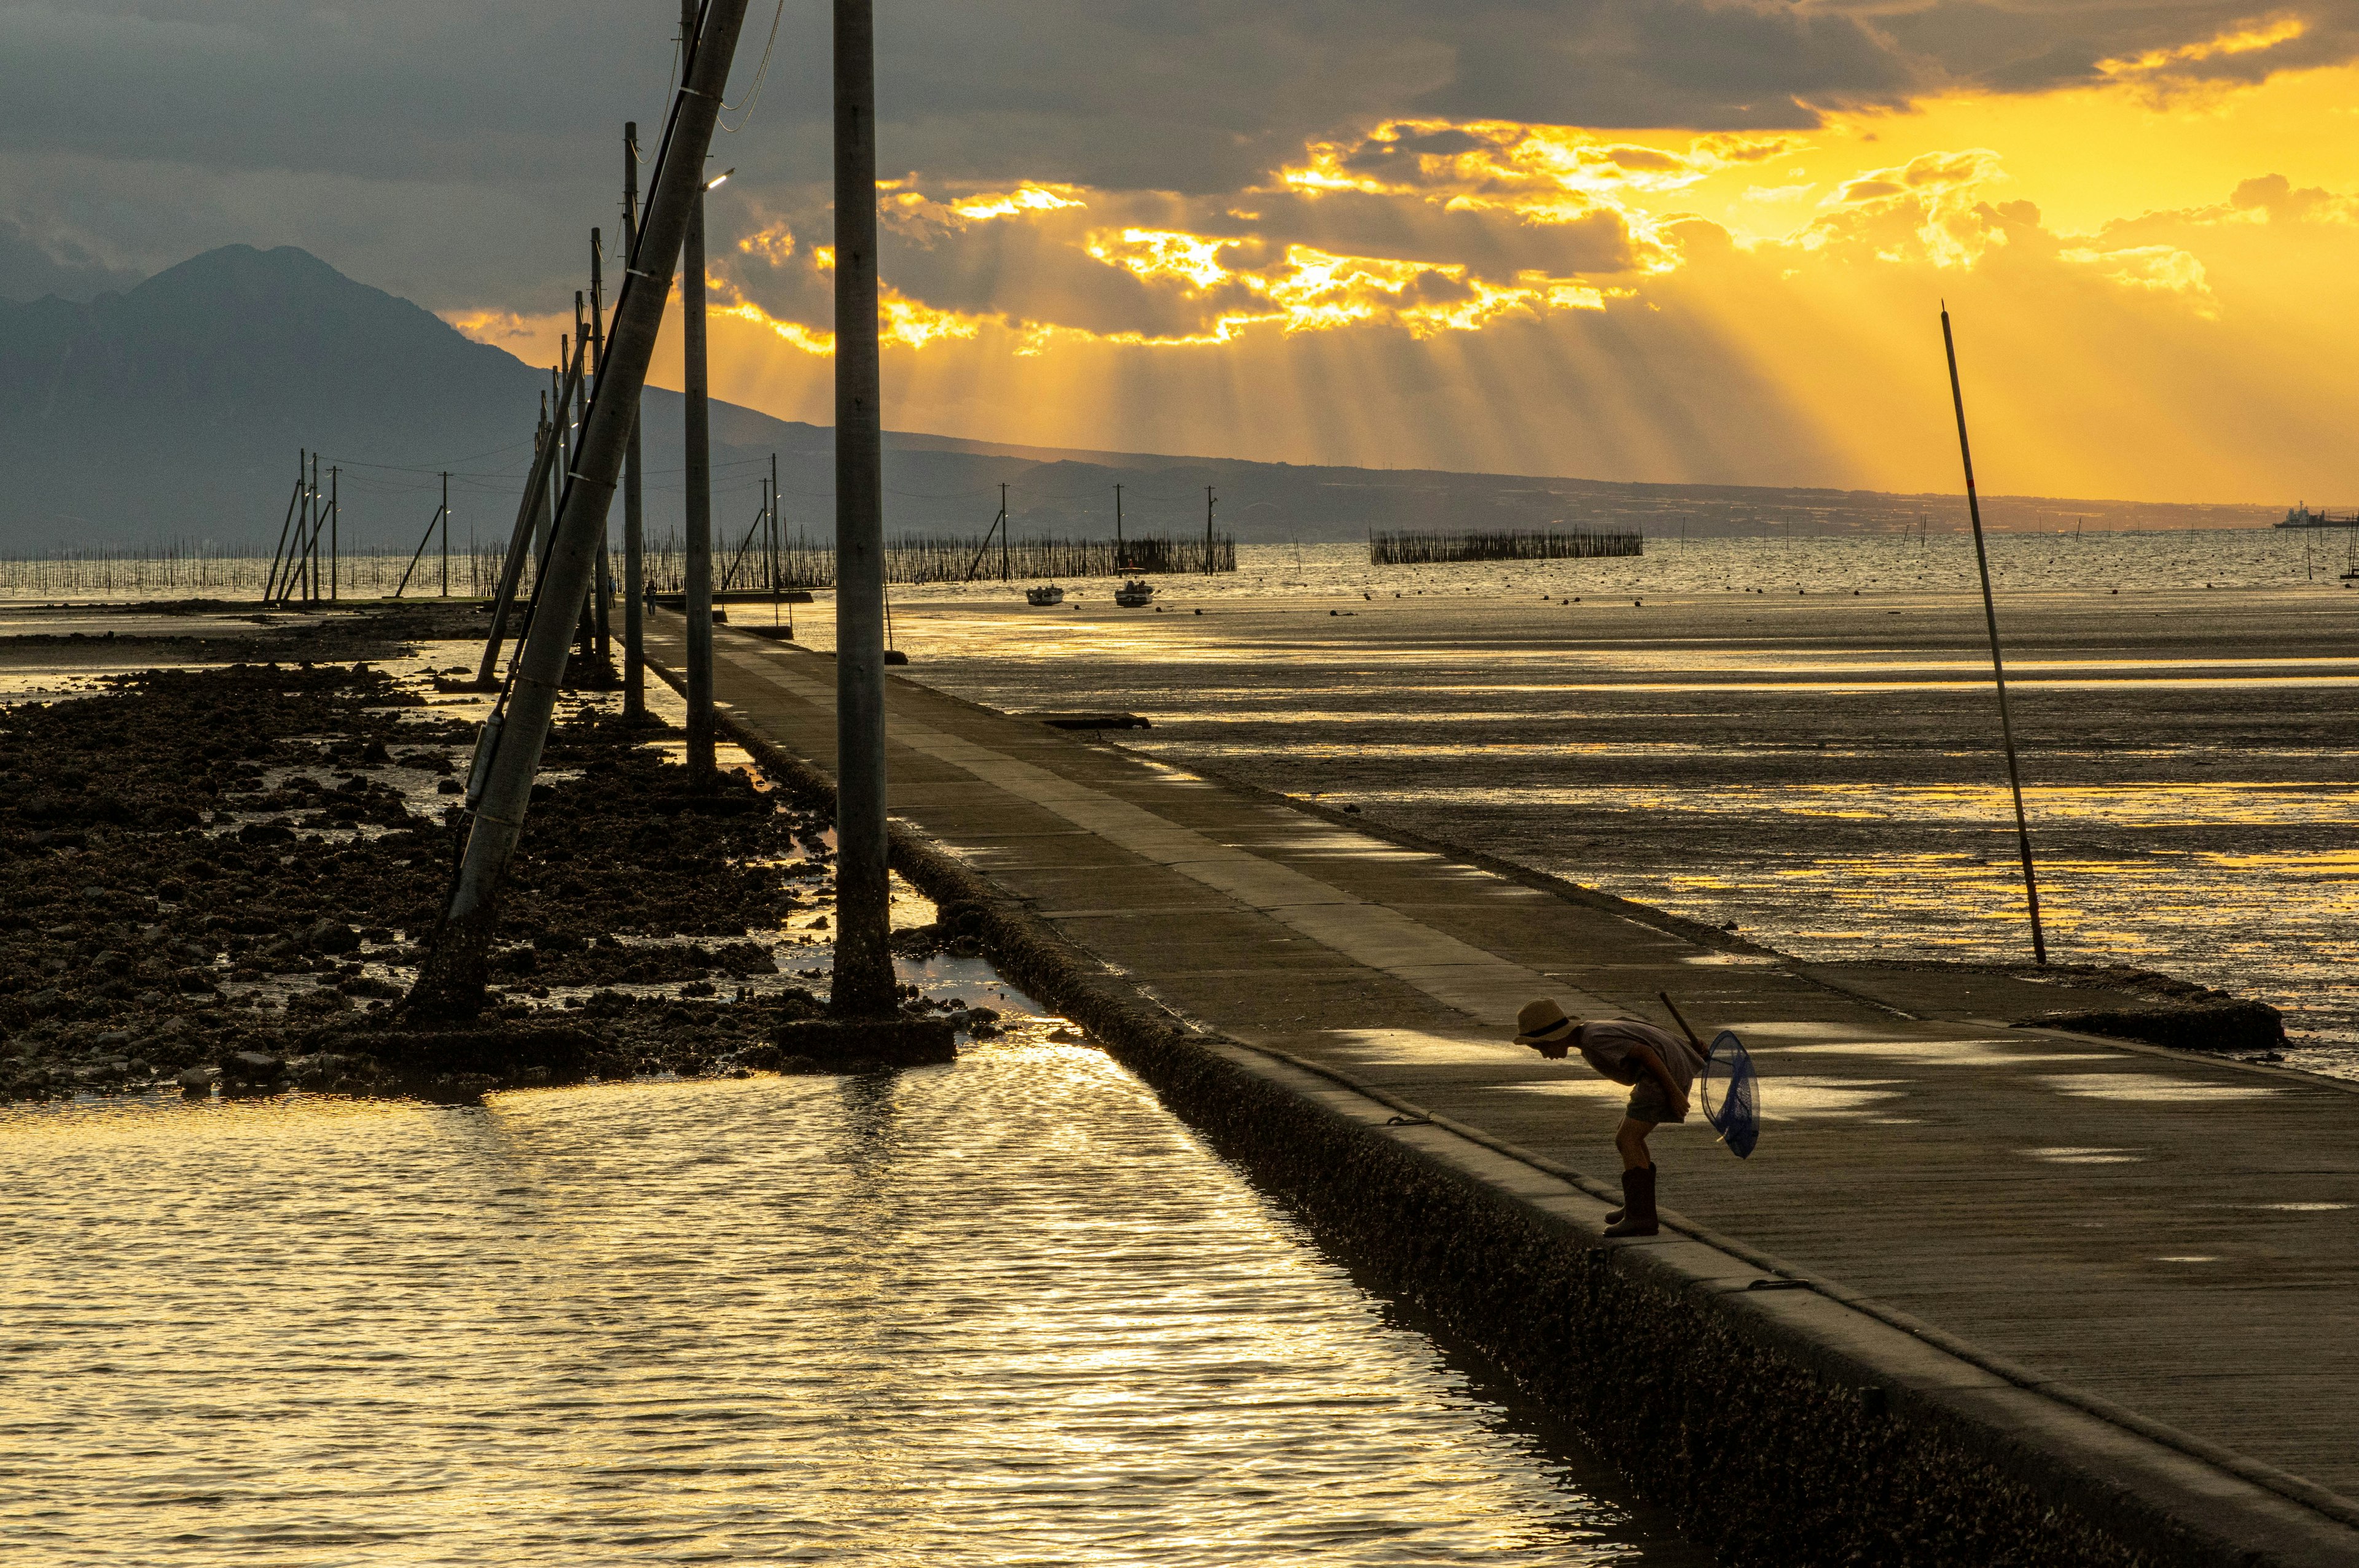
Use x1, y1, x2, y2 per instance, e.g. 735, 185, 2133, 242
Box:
1577, 1019, 1702, 1094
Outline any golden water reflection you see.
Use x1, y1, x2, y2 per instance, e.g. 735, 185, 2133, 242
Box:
0, 1037, 1699, 1566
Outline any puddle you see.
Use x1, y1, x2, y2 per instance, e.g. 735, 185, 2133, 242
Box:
2036, 1073, 2282, 1102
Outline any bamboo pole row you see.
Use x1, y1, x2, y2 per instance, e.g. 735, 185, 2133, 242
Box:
1367, 528, 1644, 564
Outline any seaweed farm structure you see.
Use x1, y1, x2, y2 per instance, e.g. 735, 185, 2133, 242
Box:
726, 531, 1237, 589
1368, 528, 1644, 565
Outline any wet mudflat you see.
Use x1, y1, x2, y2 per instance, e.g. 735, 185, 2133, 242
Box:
0, 644, 991, 1105
817, 538, 2359, 1076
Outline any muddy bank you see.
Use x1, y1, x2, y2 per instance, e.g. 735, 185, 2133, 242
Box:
0, 597, 493, 668
0, 660, 993, 1104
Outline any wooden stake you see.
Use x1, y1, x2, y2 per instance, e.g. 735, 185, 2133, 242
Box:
1941, 303, 2047, 965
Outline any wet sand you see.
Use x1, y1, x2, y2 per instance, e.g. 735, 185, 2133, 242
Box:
804, 563, 2359, 1077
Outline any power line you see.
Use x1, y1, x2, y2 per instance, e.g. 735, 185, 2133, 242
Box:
717, 0, 788, 128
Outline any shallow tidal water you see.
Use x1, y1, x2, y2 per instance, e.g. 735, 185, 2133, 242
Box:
807, 534, 2359, 1077
0, 1034, 1697, 1567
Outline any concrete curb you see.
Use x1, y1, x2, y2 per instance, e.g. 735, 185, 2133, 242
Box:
663, 645, 2359, 1566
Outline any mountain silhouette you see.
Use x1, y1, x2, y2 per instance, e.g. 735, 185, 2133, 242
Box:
0, 245, 2259, 553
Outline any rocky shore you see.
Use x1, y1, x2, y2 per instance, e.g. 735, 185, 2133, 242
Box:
0, 658, 993, 1104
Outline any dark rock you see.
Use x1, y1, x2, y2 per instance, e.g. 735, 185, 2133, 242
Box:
356, 1026, 593, 1079
772, 1016, 957, 1067
224, 1050, 285, 1080
2033, 999, 2284, 1056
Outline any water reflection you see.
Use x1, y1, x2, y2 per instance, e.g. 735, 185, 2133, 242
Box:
0, 1036, 1699, 1566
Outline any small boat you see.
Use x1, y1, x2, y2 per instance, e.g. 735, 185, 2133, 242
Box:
1025, 584, 1065, 606
1113, 579, 1154, 607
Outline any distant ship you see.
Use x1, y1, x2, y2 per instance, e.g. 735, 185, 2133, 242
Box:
1025, 583, 1065, 606
2277, 504, 2358, 528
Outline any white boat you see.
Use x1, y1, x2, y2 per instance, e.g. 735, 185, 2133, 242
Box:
1113, 579, 1154, 607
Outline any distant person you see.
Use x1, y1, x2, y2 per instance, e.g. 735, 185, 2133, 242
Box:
1514, 999, 1707, 1237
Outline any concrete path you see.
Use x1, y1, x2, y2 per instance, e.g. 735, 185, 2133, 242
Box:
648, 614, 2359, 1536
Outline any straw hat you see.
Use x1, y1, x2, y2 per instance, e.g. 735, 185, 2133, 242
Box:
1514, 998, 1578, 1046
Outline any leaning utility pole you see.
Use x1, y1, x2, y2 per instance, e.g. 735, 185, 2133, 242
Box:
832, 0, 895, 1017
621, 121, 647, 719
265, 451, 303, 603
681, 0, 717, 788
409, 0, 754, 1015
475, 327, 585, 684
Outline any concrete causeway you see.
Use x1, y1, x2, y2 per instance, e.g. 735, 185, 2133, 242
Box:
647, 612, 2359, 1562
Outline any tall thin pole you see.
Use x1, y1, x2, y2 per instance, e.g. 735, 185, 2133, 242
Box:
531, 402, 550, 590
682, 0, 717, 787
622, 121, 647, 720
410, 0, 753, 1015
307, 452, 321, 603
329, 465, 339, 599
1000, 482, 1009, 580
832, 0, 894, 1017
1941, 303, 2047, 965
1114, 482, 1123, 569
769, 450, 780, 623
440, 472, 450, 596
266, 450, 302, 602
1205, 484, 1216, 575
577, 240, 599, 660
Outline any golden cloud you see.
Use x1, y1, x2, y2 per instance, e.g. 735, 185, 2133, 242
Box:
879, 180, 1089, 239
706, 276, 986, 355
2099, 15, 2308, 78
1798, 149, 2013, 267
2057, 243, 2220, 316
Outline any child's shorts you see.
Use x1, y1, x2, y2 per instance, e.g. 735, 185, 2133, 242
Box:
1628, 1078, 1691, 1124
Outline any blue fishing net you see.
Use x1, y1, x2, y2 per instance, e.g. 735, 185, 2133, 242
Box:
1700, 1029, 1759, 1159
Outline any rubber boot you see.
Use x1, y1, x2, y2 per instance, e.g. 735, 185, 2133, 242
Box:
1603, 1165, 1659, 1238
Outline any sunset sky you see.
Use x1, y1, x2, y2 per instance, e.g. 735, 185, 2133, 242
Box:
4, 2, 2355, 503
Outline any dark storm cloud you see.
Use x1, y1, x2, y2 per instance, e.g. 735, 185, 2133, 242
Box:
2, 0, 2353, 308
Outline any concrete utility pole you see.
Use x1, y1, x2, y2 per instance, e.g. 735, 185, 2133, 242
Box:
622, 121, 647, 720
1205, 484, 1216, 575
573, 292, 601, 663
409, 0, 754, 1015
832, 0, 895, 1016
476, 334, 584, 685
682, 0, 717, 787
587, 254, 613, 660
308, 451, 321, 602
533, 381, 549, 572
266, 450, 302, 603
1114, 482, 1123, 568
329, 465, 339, 599
440, 471, 450, 596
